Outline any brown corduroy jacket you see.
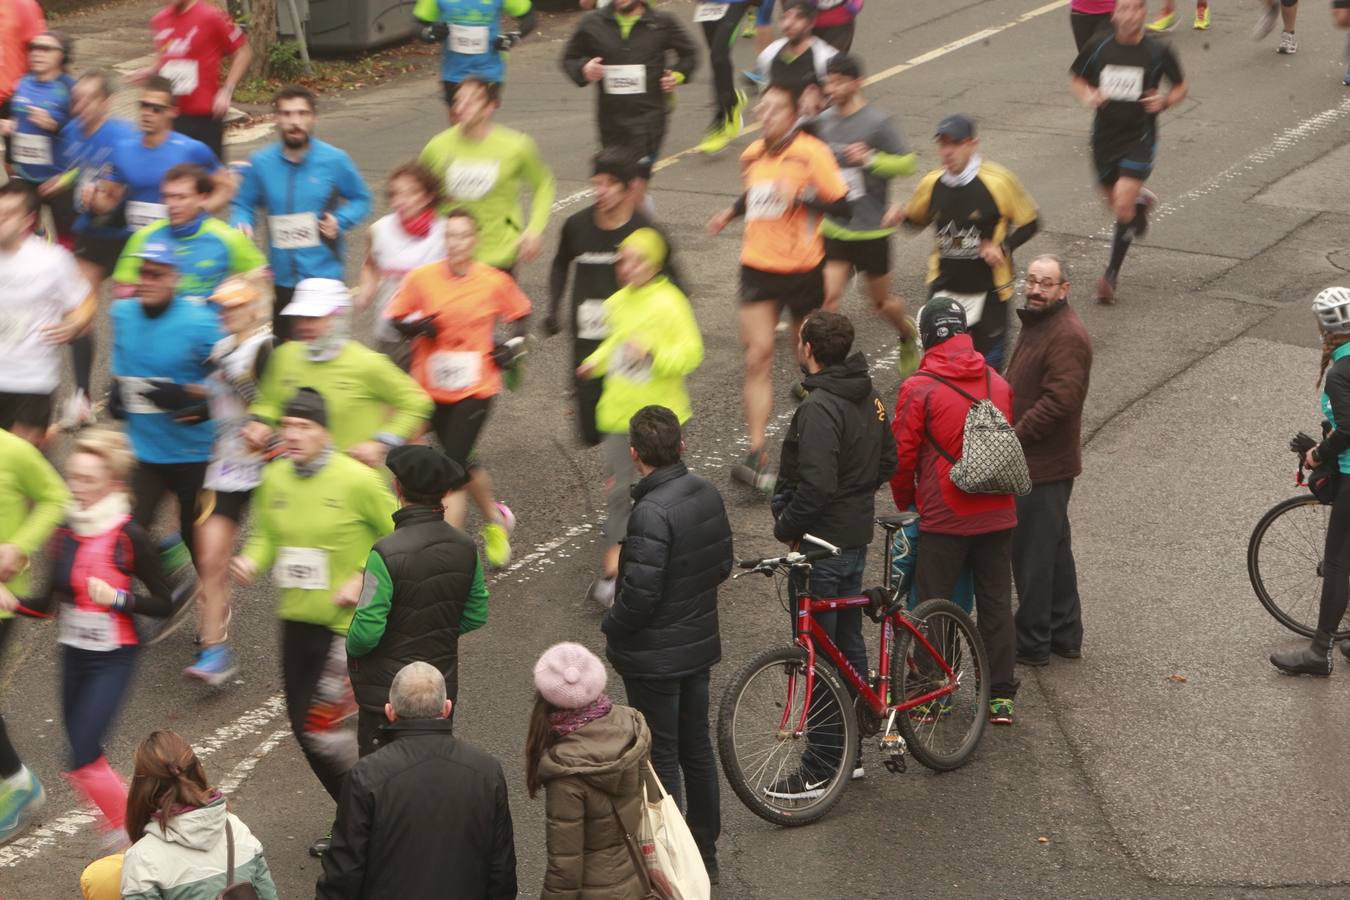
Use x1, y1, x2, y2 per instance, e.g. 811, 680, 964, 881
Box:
1006, 301, 1093, 484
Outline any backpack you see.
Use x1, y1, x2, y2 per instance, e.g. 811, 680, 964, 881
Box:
917, 369, 1031, 497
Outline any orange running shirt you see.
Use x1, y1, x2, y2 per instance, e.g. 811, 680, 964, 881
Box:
738, 131, 849, 274
385, 260, 531, 404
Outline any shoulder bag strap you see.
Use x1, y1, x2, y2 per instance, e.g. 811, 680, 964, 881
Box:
918, 382, 959, 464
224, 817, 236, 888
912, 370, 980, 404
608, 797, 656, 897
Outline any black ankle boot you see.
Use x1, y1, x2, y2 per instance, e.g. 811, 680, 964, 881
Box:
1271, 631, 1333, 676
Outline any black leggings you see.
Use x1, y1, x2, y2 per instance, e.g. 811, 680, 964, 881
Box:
1318, 478, 1350, 634
702, 8, 745, 116
1070, 10, 1112, 51
131, 460, 208, 563
282, 620, 356, 801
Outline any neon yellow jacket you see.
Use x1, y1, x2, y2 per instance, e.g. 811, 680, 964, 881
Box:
0, 429, 70, 612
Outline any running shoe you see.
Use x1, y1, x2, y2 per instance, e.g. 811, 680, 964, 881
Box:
1133, 187, 1157, 239
494, 501, 516, 534
1146, 9, 1178, 31
1278, 30, 1297, 54
309, 829, 332, 857
988, 697, 1015, 726
1253, 1, 1278, 39
56, 388, 94, 432
909, 696, 953, 724
481, 522, 512, 567
1192, 6, 1211, 29
897, 326, 921, 379
586, 576, 616, 610
184, 644, 239, 686
790, 382, 809, 404
1094, 271, 1117, 306
697, 114, 734, 155
762, 769, 828, 800
1344, 65, 1350, 87
851, 765, 865, 780
728, 89, 748, 138
731, 449, 775, 495
741, 18, 756, 38
741, 68, 766, 87
0, 770, 45, 846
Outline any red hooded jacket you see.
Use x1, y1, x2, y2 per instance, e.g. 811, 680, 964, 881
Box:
889, 333, 1018, 536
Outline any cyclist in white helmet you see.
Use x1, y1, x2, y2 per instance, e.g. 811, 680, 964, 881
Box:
1271, 285, 1350, 676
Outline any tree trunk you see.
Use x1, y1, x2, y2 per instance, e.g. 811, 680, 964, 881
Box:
247, 0, 277, 79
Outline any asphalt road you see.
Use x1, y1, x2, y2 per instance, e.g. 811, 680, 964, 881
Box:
6, 0, 1350, 897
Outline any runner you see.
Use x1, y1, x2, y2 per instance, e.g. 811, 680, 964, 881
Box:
1, 31, 76, 244
745, 0, 778, 76
184, 277, 275, 685
561, 0, 698, 210
813, 0, 862, 52
112, 163, 269, 305
232, 85, 372, 340
1147, 0, 1211, 31
546, 150, 680, 448
56, 70, 139, 428
575, 227, 702, 607
695, 0, 751, 155
91, 77, 231, 239
753, 0, 836, 114
245, 278, 432, 471
384, 210, 529, 567
1070, 0, 1186, 304
0, 181, 96, 447
882, 114, 1039, 369
0, 427, 68, 844
706, 82, 850, 492
231, 387, 397, 857
414, 0, 536, 122
815, 54, 917, 355
1253, 0, 1299, 52
356, 162, 448, 367
139, 0, 251, 158
417, 77, 555, 273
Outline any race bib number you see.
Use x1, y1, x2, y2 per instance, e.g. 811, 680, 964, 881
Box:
117, 376, 160, 415
449, 24, 490, 54
126, 201, 168, 230
446, 160, 500, 201
746, 182, 788, 221
936, 222, 981, 260
269, 212, 322, 250
160, 59, 200, 96
1099, 64, 1145, 102
58, 607, 118, 652
576, 299, 608, 342
603, 65, 647, 95
427, 351, 482, 392
613, 344, 652, 383
944, 291, 987, 328
11, 132, 52, 167
0, 310, 32, 350
205, 456, 264, 493
693, 2, 728, 21
275, 547, 331, 591
841, 167, 865, 201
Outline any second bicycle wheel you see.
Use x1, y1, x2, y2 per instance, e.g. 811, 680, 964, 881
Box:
891, 599, 989, 772
717, 644, 858, 827
1248, 494, 1350, 639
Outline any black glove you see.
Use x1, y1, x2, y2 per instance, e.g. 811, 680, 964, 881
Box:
1291, 431, 1317, 455
490, 339, 521, 370
495, 31, 521, 51
144, 379, 198, 412
770, 488, 792, 519
393, 314, 439, 340
420, 21, 449, 42
107, 381, 126, 421
541, 314, 560, 338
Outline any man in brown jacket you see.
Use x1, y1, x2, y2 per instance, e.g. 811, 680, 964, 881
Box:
1006, 254, 1093, 665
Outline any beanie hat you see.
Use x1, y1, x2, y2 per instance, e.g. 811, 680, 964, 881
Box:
919, 296, 967, 348
386, 444, 465, 498
620, 227, 667, 270
282, 387, 327, 427
533, 642, 607, 710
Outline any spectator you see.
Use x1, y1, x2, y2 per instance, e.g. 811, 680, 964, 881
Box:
767, 310, 895, 797
1006, 255, 1092, 665
346, 444, 490, 757
890, 297, 1020, 725
528, 642, 652, 899
601, 405, 731, 881
120, 730, 278, 899
318, 661, 517, 899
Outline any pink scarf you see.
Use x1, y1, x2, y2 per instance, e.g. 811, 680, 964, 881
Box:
548, 695, 613, 737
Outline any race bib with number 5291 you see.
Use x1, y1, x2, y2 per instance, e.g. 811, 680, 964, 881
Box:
275, 547, 331, 591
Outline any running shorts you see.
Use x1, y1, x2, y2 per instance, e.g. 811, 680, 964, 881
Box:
430, 397, 493, 484
173, 115, 226, 161
205, 489, 252, 524
824, 236, 890, 276
740, 263, 826, 319
75, 233, 130, 274
0, 392, 54, 430
1093, 135, 1156, 186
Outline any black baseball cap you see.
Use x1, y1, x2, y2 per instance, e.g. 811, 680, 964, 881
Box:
934, 114, 976, 141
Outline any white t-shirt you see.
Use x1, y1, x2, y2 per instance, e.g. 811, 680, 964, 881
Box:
368, 214, 448, 343
0, 237, 90, 394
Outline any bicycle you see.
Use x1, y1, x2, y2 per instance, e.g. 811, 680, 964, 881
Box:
717, 513, 991, 827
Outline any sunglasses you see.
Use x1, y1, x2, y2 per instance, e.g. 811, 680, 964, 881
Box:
139, 101, 171, 113
28, 43, 63, 52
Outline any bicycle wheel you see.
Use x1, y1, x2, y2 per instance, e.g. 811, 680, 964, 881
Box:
892, 599, 989, 772
1248, 495, 1350, 639
717, 644, 857, 827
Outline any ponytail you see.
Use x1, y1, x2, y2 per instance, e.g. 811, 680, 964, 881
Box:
125, 730, 216, 844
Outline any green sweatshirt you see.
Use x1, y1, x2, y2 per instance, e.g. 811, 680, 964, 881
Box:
417, 123, 557, 270
242, 452, 397, 633
346, 550, 489, 657
0, 429, 70, 610
583, 274, 702, 434
249, 341, 432, 451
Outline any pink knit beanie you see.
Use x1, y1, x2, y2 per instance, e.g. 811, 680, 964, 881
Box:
533, 642, 608, 710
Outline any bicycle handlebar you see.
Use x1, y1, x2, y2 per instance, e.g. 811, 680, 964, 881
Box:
733, 533, 841, 577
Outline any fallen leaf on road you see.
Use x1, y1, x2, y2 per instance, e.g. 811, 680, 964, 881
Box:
1037, 836, 1050, 844
1168, 674, 1187, 683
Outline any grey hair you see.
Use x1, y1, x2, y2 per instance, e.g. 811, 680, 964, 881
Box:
389, 662, 447, 719
1030, 253, 1069, 284
76, 69, 118, 99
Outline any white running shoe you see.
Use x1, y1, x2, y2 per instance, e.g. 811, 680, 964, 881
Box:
1277, 30, 1297, 54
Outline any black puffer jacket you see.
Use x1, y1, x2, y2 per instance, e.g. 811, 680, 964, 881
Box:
347, 505, 484, 711
317, 718, 516, 900
603, 462, 733, 680
774, 352, 898, 549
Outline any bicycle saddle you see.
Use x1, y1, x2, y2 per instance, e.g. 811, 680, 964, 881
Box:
876, 512, 919, 530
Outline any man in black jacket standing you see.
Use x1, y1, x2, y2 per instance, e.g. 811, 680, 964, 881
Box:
603, 405, 733, 881
561, 0, 698, 210
346, 444, 489, 757
317, 661, 517, 899
768, 310, 897, 798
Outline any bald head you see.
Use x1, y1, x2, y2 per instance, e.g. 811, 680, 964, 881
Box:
388, 662, 449, 720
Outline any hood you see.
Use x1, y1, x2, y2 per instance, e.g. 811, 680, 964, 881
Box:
802, 351, 873, 401
147, 795, 226, 851
537, 706, 651, 796
919, 333, 988, 379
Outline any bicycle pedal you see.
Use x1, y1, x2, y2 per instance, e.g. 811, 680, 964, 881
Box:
883, 756, 906, 774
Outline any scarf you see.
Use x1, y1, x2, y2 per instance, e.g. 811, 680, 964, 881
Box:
67, 492, 131, 537
939, 154, 982, 189
548, 694, 613, 737
303, 310, 350, 363
292, 445, 333, 478
399, 208, 437, 239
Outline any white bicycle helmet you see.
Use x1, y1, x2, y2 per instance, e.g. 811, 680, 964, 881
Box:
1313, 286, 1350, 334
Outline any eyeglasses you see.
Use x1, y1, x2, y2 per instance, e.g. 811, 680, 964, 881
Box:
1022, 277, 1064, 289
139, 101, 171, 113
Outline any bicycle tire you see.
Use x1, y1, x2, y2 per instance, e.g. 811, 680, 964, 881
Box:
717, 644, 857, 828
892, 599, 990, 772
1248, 495, 1350, 639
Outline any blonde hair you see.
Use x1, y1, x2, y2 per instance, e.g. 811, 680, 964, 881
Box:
73, 428, 136, 482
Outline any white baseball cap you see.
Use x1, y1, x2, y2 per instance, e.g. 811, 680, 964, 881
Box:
282, 278, 351, 318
